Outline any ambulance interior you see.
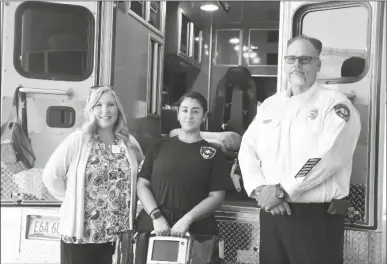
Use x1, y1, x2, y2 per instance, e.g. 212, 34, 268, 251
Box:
159, 1, 282, 202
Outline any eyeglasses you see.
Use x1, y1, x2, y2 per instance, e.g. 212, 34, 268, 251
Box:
284, 56, 319, 65
87, 85, 116, 102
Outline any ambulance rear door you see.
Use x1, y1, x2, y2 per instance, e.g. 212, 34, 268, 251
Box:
1, 2, 99, 263
278, 1, 385, 231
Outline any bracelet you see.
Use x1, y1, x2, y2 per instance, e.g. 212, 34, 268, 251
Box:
149, 207, 160, 216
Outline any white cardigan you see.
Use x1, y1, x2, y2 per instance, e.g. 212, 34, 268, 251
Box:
43, 130, 142, 239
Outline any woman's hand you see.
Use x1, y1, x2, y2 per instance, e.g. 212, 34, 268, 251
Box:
153, 216, 171, 236
171, 216, 193, 237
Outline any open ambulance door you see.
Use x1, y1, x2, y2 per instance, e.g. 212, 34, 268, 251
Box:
278, 1, 386, 230
109, 2, 166, 151
1, 2, 99, 263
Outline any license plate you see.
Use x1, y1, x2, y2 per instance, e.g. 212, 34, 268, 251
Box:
26, 215, 60, 240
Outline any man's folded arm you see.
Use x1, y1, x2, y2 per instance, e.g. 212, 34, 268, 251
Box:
238, 117, 267, 198
281, 101, 361, 200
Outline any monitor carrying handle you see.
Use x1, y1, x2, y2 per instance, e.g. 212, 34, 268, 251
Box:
150, 230, 191, 237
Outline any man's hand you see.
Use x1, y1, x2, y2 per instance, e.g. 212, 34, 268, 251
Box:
269, 201, 292, 215
171, 215, 193, 237
257, 184, 283, 211
252, 185, 265, 199
153, 216, 171, 236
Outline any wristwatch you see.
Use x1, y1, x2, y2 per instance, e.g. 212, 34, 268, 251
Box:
275, 184, 285, 199
151, 210, 162, 220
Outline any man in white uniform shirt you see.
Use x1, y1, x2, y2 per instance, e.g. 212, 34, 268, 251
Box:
238, 35, 361, 264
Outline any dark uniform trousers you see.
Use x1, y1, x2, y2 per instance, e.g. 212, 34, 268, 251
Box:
260, 203, 345, 264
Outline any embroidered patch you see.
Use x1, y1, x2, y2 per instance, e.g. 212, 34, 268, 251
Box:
200, 146, 216, 159
334, 104, 350, 122
308, 107, 319, 120
295, 158, 321, 178
263, 119, 272, 124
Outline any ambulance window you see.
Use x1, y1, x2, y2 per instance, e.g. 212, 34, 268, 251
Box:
14, 2, 94, 81
130, 1, 146, 20
294, 4, 370, 83
149, 1, 161, 30
180, 14, 190, 55
193, 25, 202, 62
248, 29, 279, 66
215, 29, 241, 65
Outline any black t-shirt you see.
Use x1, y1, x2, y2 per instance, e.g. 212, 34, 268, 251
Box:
137, 136, 234, 234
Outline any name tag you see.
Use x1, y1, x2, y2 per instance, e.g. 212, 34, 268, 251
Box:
111, 145, 121, 154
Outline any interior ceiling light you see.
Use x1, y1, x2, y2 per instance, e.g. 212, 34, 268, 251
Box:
252, 57, 261, 64
229, 38, 239, 44
249, 52, 257, 58
200, 3, 219, 12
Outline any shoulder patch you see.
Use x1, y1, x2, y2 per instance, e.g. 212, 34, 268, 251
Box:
200, 146, 216, 159
334, 104, 350, 122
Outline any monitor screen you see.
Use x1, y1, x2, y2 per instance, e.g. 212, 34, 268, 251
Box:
151, 240, 179, 262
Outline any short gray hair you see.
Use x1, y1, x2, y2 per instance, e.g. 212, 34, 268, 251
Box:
287, 35, 323, 55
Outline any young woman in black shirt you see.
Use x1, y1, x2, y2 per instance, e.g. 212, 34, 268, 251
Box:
136, 91, 234, 237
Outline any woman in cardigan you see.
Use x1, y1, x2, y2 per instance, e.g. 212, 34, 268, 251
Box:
43, 85, 143, 264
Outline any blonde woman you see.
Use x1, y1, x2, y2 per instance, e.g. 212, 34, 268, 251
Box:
43, 86, 143, 264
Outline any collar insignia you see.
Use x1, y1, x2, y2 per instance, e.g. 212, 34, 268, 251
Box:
308, 107, 319, 120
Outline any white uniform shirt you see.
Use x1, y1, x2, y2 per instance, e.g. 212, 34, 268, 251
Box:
238, 83, 361, 203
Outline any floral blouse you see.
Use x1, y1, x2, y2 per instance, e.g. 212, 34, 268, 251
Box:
62, 135, 131, 244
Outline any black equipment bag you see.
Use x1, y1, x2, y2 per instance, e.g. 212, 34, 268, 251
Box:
1, 87, 35, 173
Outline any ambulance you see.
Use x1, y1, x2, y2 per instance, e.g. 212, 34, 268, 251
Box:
1, 1, 385, 263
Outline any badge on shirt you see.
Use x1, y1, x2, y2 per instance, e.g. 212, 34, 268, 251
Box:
334, 104, 350, 122
200, 146, 216, 159
263, 119, 272, 124
308, 107, 319, 120
111, 145, 121, 154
